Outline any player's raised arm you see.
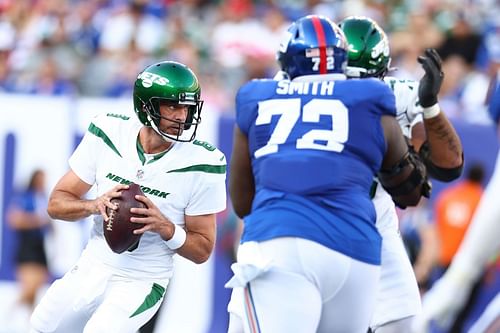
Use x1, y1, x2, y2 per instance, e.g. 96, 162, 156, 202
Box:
378, 115, 431, 208
413, 48, 463, 181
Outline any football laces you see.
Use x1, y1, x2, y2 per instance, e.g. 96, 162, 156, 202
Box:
106, 202, 119, 231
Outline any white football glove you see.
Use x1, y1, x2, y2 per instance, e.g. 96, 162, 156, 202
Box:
411, 266, 476, 333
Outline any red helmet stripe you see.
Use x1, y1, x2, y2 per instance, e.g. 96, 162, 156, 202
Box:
311, 16, 327, 74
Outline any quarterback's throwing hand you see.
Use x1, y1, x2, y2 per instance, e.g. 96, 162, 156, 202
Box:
94, 184, 129, 221
417, 48, 444, 108
130, 195, 175, 240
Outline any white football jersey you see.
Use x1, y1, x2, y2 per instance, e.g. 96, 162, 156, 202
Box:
368, 77, 425, 327
384, 76, 423, 138
69, 113, 227, 281
374, 77, 423, 230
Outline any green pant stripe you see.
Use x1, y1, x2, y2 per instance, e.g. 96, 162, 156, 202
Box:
130, 283, 166, 318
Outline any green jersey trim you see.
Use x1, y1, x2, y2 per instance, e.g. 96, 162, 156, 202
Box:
167, 164, 226, 174
136, 138, 170, 165
130, 283, 166, 318
88, 123, 122, 157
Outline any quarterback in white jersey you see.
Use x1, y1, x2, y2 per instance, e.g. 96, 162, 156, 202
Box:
30, 61, 227, 333
340, 17, 463, 332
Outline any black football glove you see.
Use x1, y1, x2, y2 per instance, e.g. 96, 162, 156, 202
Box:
418, 48, 444, 108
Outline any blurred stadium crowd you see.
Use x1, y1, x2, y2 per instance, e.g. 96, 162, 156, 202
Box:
0, 0, 498, 123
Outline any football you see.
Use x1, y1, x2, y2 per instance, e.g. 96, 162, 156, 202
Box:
104, 183, 146, 254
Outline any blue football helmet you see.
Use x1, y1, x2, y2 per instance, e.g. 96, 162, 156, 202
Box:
277, 15, 348, 79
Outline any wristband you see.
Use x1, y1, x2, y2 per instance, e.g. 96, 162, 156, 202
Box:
422, 103, 441, 119
165, 224, 187, 250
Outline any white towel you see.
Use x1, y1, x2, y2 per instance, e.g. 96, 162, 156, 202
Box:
225, 242, 272, 288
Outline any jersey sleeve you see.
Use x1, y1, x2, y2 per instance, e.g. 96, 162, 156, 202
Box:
376, 80, 397, 117
235, 81, 257, 135
68, 117, 101, 185
185, 177, 227, 215
185, 148, 227, 215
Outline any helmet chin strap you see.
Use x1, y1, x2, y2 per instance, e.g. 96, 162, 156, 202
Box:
146, 113, 176, 143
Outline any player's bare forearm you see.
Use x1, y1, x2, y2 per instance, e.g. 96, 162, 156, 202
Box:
175, 213, 216, 264
416, 48, 463, 169
423, 112, 463, 168
230, 189, 254, 218
131, 198, 216, 263
176, 231, 215, 264
229, 126, 255, 218
47, 170, 121, 221
47, 189, 97, 221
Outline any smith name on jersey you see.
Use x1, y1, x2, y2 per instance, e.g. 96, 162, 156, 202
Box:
69, 113, 227, 281
236, 75, 397, 265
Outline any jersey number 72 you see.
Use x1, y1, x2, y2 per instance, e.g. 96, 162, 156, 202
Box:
254, 98, 349, 158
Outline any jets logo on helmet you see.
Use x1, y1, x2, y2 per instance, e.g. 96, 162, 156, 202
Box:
371, 39, 390, 60
137, 71, 170, 88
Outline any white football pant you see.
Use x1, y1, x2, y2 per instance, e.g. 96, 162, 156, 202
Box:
30, 254, 168, 333
226, 238, 380, 333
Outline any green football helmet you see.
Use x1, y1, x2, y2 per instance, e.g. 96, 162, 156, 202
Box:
133, 61, 203, 142
338, 16, 391, 78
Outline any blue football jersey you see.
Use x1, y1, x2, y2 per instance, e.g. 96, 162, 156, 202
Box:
235, 75, 397, 264
489, 81, 500, 125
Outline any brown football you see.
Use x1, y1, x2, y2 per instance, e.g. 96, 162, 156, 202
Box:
104, 183, 146, 254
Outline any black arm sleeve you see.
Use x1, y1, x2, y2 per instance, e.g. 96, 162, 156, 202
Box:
418, 141, 464, 182
378, 145, 432, 208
